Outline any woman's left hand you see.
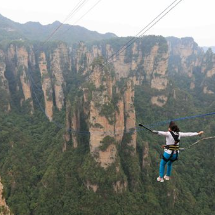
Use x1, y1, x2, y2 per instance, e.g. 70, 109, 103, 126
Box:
198, 131, 204, 136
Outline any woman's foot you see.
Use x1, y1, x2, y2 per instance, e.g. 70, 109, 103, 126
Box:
164, 175, 170, 181
157, 176, 164, 182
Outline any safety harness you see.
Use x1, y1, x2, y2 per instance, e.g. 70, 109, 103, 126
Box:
162, 131, 180, 162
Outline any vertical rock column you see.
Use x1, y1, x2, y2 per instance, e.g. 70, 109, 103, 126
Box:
71, 106, 80, 148
64, 101, 80, 149
88, 65, 117, 168
202, 49, 215, 94
38, 52, 53, 121
0, 178, 12, 215
0, 50, 11, 112
123, 79, 136, 152
16, 46, 34, 113
114, 98, 124, 143
50, 45, 68, 110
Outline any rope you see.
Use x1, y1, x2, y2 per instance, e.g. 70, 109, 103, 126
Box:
106, 0, 183, 62
44, 0, 89, 43
144, 112, 215, 128
31, 0, 90, 55
188, 136, 215, 149
56, 0, 103, 37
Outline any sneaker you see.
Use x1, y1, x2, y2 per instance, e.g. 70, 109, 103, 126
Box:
164, 175, 170, 181
157, 176, 164, 182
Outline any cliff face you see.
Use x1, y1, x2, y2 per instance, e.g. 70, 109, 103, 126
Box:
2, 37, 202, 173
167, 37, 203, 92
39, 52, 53, 121
3, 36, 213, 117
78, 59, 136, 191
0, 50, 10, 112
201, 49, 215, 94
0, 178, 12, 215
0, 38, 169, 172
63, 37, 170, 193
7, 45, 34, 113
167, 37, 215, 94
0, 42, 69, 117
50, 43, 69, 110
167, 37, 203, 76
72, 39, 168, 166
1, 37, 169, 118
64, 100, 80, 149
2, 38, 168, 168
87, 61, 120, 168
123, 79, 136, 150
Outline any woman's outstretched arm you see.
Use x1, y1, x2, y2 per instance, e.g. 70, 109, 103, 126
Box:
179, 131, 204, 137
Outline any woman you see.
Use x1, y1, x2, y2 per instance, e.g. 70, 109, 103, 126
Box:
153, 121, 204, 182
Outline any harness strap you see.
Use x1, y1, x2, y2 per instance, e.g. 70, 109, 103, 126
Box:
169, 131, 180, 144
162, 131, 180, 162
163, 145, 179, 150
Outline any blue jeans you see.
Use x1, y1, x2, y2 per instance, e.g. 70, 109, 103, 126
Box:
159, 152, 178, 178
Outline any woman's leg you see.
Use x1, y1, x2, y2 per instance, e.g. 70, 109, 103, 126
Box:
159, 152, 170, 178
166, 161, 173, 176
159, 158, 166, 178
166, 154, 177, 176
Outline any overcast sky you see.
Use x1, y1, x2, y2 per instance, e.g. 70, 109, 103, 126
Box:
1, 0, 215, 46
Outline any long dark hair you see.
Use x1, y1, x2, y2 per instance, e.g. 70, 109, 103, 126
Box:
169, 121, 180, 132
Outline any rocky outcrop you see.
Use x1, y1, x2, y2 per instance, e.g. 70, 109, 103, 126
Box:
0, 178, 12, 215
5, 44, 35, 113
113, 180, 128, 193
150, 47, 168, 90
86, 63, 137, 169
39, 52, 53, 121
142, 142, 150, 170
16, 46, 34, 113
71, 106, 80, 148
167, 37, 203, 75
143, 45, 168, 84
2, 42, 71, 116
123, 79, 136, 151
203, 86, 214, 95
50, 43, 69, 110
6, 44, 17, 78
75, 42, 92, 74
0, 50, 10, 112
82, 58, 135, 167
201, 49, 215, 94
167, 38, 215, 94
86, 181, 98, 192
79, 59, 132, 192
151, 95, 168, 107
114, 98, 124, 142
72, 38, 170, 167
64, 101, 80, 149
88, 62, 117, 168
5, 43, 67, 115
167, 37, 204, 90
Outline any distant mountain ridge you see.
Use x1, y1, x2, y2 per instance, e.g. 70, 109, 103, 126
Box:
0, 13, 117, 44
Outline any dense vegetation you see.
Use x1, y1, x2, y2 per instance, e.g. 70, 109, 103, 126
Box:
0, 36, 214, 215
